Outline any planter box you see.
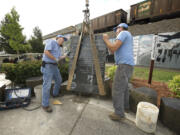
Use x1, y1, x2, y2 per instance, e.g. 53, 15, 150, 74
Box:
26, 76, 43, 97
160, 97, 180, 134
129, 87, 157, 113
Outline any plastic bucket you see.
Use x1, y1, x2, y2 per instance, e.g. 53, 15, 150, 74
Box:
136, 102, 159, 133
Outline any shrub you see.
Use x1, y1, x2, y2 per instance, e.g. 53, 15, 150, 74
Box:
107, 65, 117, 81
1, 60, 69, 85
58, 60, 69, 82
1, 61, 42, 85
168, 75, 180, 98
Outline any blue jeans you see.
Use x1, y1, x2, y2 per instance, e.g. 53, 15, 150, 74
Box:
41, 64, 62, 107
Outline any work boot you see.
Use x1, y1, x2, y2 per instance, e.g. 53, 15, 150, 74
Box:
109, 112, 124, 121
42, 106, 53, 113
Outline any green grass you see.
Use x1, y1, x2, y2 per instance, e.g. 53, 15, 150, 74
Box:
105, 65, 180, 83
133, 67, 180, 83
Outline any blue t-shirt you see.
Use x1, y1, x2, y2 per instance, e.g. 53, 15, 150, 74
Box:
42, 40, 62, 63
115, 31, 134, 66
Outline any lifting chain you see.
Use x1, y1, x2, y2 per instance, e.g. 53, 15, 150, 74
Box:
83, 0, 90, 25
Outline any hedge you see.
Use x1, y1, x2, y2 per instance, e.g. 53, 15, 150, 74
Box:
1, 60, 69, 85
168, 75, 180, 98
107, 65, 117, 81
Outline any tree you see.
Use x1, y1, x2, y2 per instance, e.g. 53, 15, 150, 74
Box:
0, 7, 31, 54
28, 27, 44, 53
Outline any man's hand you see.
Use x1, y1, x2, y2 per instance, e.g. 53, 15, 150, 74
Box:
103, 34, 109, 41
57, 55, 66, 63
102, 33, 122, 54
65, 51, 71, 57
55, 58, 60, 63
60, 55, 66, 60
56, 56, 66, 63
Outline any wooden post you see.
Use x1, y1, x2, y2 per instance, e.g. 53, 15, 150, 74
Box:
89, 28, 106, 96
148, 60, 154, 84
66, 22, 85, 90
148, 35, 157, 84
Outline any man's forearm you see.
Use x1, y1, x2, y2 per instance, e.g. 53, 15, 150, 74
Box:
44, 50, 56, 61
104, 38, 123, 54
103, 34, 123, 54
104, 39, 116, 53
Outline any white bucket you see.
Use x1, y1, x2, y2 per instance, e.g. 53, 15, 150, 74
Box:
135, 102, 159, 133
34, 85, 42, 103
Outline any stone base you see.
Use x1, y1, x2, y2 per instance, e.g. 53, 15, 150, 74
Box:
129, 87, 157, 113
55, 77, 112, 97
104, 77, 112, 98
50, 81, 75, 96
160, 97, 180, 134
26, 76, 43, 87
26, 76, 43, 97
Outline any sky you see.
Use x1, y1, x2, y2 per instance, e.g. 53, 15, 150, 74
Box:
0, 0, 143, 39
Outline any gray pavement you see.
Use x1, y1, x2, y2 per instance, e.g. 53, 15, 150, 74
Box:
0, 85, 176, 135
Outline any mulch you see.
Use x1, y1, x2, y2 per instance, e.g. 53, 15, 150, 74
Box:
131, 78, 173, 106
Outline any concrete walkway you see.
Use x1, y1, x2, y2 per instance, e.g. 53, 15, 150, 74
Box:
0, 85, 176, 135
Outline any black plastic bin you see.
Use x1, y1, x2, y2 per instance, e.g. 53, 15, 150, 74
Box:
0, 88, 31, 110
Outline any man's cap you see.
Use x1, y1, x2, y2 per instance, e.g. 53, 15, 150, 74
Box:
113, 23, 128, 32
56, 35, 67, 41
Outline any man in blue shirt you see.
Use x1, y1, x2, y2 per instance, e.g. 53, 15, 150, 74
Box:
103, 23, 134, 121
41, 35, 67, 113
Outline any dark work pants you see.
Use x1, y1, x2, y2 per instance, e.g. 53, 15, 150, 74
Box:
112, 64, 133, 117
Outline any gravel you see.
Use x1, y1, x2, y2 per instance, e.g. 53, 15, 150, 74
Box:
129, 18, 180, 36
